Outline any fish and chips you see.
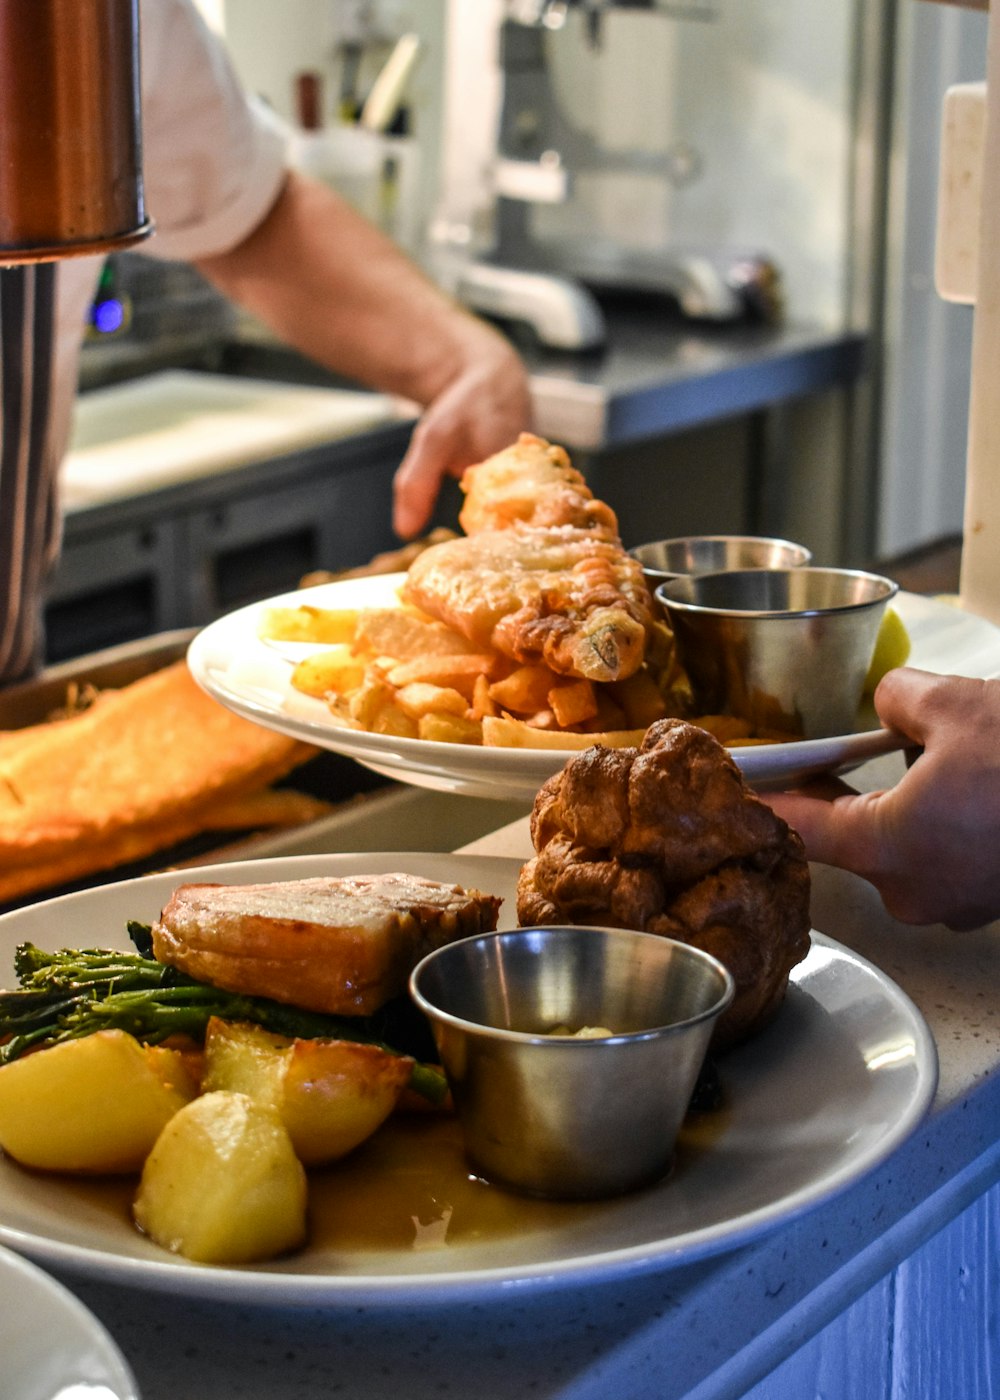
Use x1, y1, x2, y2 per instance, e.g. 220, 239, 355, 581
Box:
261, 434, 794, 751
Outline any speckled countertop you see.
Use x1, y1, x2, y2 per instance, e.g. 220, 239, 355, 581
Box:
40, 738, 1000, 1400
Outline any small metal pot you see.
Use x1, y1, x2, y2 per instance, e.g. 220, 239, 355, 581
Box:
410, 926, 734, 1200
630, 535, 812, 587
656, 566, 898, 740
0, 0, 152, 262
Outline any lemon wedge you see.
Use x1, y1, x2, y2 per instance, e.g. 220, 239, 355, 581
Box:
864, 607, 911, 693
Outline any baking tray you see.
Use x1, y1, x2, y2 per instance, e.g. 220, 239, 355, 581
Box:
0, 629, 198, 730
0, 633, 528, 913
0, 631, 389, 912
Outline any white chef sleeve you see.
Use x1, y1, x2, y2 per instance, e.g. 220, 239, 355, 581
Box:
135, 0, 291, 263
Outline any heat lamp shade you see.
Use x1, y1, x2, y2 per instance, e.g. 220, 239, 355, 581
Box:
0, 0, 152, 263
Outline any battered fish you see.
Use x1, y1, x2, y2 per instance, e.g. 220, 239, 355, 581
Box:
457, 433, 619, 536
0, 662, 316, 903
402, 435, 655, 684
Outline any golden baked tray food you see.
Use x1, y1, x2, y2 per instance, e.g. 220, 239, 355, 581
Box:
0, 637, 329, 908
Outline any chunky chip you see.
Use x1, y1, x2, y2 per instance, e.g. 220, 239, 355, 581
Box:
385, 654, 494, 692
481, 715, 647, 750
291, 647, 366, 699
418, 712, 483, 745
258, 605, 360, 645
393, 683, 469, 720
353, 609, 480, 662
487, 665, 559, 715
548, 678, 599, 729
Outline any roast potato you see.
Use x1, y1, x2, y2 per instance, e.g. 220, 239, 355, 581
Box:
0, 1029, 198, 1173
133, 1090, 307, 1263
201, 1018, 412, 1166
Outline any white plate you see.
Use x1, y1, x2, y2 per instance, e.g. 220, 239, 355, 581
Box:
0, 1243, 138, 1399
0, 853, 937, 1309
187, 577, 1000, 801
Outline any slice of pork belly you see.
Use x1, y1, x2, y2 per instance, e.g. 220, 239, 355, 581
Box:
152, 873, 501, 1015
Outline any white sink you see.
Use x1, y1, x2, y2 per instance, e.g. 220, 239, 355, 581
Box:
63, 369, 399, 507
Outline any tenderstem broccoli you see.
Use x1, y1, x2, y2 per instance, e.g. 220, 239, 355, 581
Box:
0, 926, 446, 1103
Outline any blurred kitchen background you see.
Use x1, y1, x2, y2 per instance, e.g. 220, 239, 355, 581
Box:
54, 0, 988, 664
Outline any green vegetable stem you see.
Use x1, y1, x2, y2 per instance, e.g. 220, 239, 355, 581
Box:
0, 927, 446, 1104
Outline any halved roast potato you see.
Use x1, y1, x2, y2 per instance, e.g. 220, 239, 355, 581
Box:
201, 1018, 413, 1166
133, 1090, 307, 1264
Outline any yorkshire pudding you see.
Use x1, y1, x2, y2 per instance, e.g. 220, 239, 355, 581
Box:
516, 718, 811, 1048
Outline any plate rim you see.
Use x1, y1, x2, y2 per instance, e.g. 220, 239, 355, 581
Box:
0, 1242, 139, 1399
0, 852, 938, 1308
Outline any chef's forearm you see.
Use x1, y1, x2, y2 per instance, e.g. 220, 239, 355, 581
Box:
194, 168, 515, 409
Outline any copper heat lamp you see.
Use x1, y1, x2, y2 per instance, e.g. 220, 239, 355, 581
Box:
0, 0, 151, 264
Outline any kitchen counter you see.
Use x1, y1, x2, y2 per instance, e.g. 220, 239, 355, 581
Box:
210, 308, 868, 453
517, 309, 868, 451
64, 314, 868, 526
39, 738, 1000, 1400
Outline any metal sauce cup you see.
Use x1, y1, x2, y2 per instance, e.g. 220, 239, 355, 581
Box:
655, 566, 899, 740
410, 926, 734, 1200
630, 535, 812, 586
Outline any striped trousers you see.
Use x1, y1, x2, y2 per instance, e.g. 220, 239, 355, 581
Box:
0, 263, 57, 684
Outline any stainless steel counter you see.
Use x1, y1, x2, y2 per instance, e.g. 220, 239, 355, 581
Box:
206, 310, 868, 452
520, 312, 867, 450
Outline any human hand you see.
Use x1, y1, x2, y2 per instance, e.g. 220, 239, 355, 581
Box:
391, 332, 532, 539
195, 171, 532, 540
762, 667, 1000, 929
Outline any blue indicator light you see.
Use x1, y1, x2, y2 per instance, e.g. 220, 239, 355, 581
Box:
92, 298, 125, 335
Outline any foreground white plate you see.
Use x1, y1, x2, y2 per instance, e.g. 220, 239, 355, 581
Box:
0, 1243, 138, 1399
0, 853, 937, 1308
187, 576, 1000, 801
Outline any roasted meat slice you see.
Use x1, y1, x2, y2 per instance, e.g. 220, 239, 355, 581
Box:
153, 873, 502, 1016
517, 718, 811, 1048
